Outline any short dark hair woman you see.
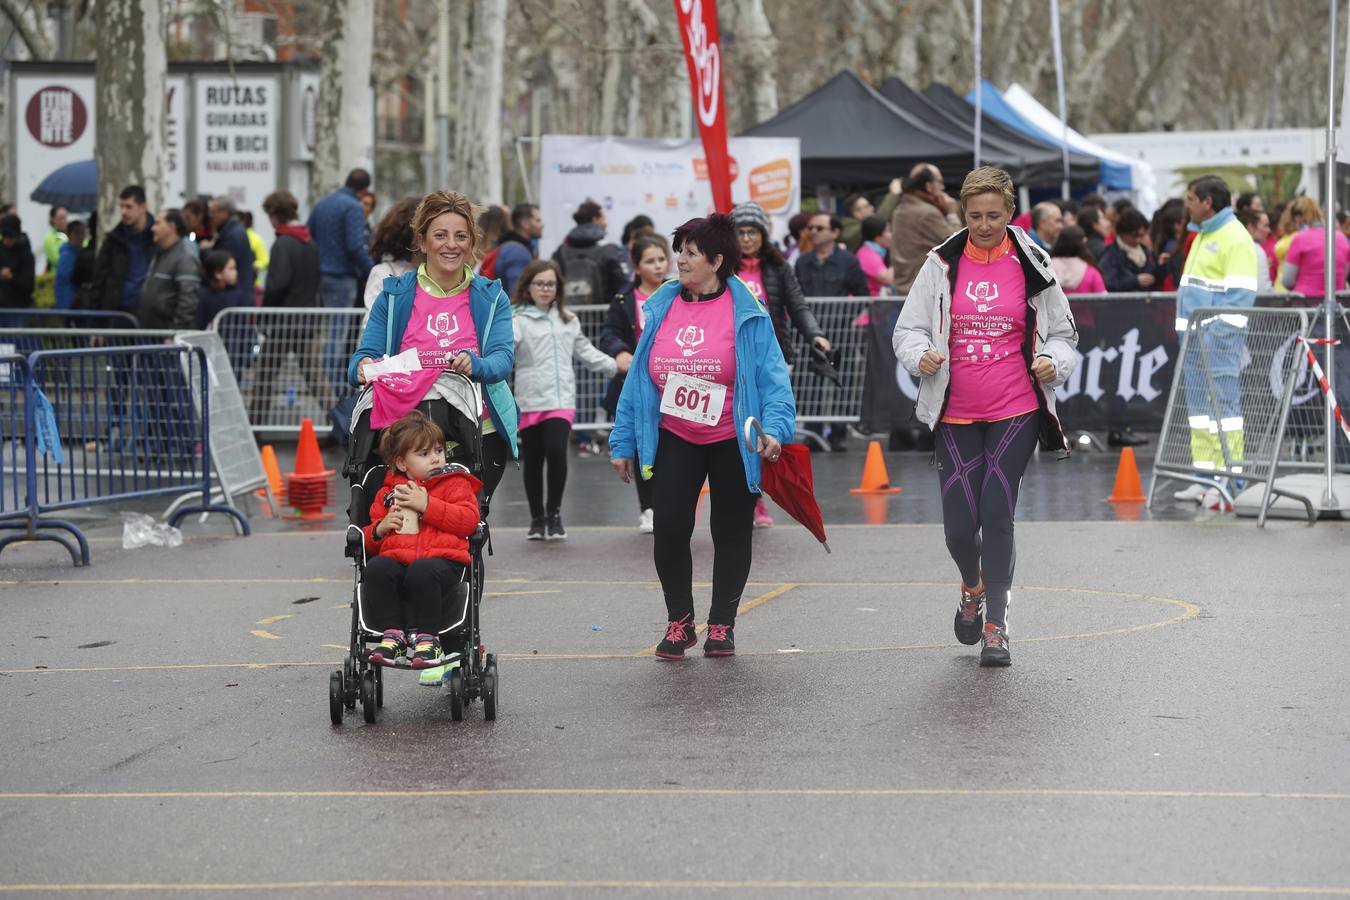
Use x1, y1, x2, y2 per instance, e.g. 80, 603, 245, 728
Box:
609, 213, 796, 659
892, 167, 1078, 667
364, 196, 422, 316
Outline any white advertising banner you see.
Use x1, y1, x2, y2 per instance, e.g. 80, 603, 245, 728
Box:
538, 135, 801, 261
164, 75, 189, 207
11, 73, 95, 255
193, 75, 279, 247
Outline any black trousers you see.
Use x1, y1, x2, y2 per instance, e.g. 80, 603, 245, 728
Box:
933, 414, 1040, 629
480, 431, 509, 511
519, 418, 570, 518
362, 555, 465, 635
651, 429, 757, 626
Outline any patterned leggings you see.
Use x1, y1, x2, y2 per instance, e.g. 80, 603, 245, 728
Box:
933, 413, 1040, 629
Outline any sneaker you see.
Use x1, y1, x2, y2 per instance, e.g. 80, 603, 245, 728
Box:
546, 513, 567, 541
369, 629, 406, 666
753, 498, 774, 528
1201, 487, 1233, 513
953, 584, 985, 646
638, 508, 655, 534
704, 623, 735, 656
979, 623, 1011, 667
409, 633, 443, 669
1173, 483, 1208, 503
527, 517, 546, 541
654, 616, 697, 660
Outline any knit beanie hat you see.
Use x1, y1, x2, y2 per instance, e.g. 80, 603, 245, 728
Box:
730, 202, 770, 237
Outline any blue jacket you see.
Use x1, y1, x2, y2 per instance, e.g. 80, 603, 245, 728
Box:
308, 186, 374, 280
54, 242, 79, 309
608, 277, 796, 493
349, 271, 519, 457
495, 238, 534, 297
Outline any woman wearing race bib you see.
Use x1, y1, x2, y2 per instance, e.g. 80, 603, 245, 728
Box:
609, 213, 796, 660
892, 167, 1078, 668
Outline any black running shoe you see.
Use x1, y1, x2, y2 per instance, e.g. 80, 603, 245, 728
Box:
704, 623, 735, 657
527, 517, 546, 541
654, 616, 697, 660
979, 623, 1011, 667
954, 584, 985, 645
546, 513, 567, 541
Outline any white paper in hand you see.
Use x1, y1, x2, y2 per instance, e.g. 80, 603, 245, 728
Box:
364, 348, 423, 380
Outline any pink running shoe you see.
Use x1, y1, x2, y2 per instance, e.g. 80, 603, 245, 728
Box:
753, 498, 774, 528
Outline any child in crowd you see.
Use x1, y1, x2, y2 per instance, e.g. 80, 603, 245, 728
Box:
511, 259, 620, 540
194, 250, 247, 329
361, 410, 482, 667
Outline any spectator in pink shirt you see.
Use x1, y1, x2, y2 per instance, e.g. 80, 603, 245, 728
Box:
854, 215, 895, 297
1281, 196, 1350, 300
1048, 226, 1107, 295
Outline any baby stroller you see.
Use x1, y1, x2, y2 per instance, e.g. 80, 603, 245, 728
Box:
328, 370, 499, 724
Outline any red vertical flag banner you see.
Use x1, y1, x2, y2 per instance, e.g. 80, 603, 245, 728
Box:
674, 0, 732, 212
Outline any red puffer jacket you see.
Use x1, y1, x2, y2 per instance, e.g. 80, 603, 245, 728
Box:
361, 466, 483, 565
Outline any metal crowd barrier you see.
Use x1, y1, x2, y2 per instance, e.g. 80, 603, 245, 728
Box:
0, 353, 29, 524
210, 307, 363, 435
0, 344, 248, 566
0, 309, 141, 328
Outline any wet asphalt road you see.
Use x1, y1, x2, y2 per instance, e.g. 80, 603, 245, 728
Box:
1, 441, 1348, 898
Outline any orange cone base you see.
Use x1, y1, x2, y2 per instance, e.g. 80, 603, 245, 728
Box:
284, 509, 336, 521
850, 485, 902, 495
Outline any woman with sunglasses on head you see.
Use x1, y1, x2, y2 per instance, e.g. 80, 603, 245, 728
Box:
512, 259, 621, 541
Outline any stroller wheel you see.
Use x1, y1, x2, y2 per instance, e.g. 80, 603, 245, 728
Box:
329, 670, 344, 725
375, 666, 384, 708
360, 670, 377, 724
448, 667, 465, 722
482, 660, 498, 722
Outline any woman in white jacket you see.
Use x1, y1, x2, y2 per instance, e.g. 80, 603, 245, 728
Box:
512, 259, 623, 540
892, 167, 1078, 668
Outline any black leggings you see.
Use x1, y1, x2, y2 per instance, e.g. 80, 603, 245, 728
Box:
933, 414, 1040, 629
651, 430, 757, 626
634, 456, 654, 511
362, 555, 465, 635
519, 418, 570, 518
479, 431, 509, 511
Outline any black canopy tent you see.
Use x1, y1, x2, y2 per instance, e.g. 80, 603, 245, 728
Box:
882, 78, 1100, 188
742, 70, 977, 190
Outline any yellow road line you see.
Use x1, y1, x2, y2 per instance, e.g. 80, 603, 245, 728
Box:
0, 879, 1346, 895
483, 589, 561, 597
254, 615, 293, 626
634, 583, 797, 657
0, 661, 337, 674
247, 630, 281, 641
1, 786, 1347, 801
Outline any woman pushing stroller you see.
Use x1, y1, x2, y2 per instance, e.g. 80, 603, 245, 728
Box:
361, 411, 481, 668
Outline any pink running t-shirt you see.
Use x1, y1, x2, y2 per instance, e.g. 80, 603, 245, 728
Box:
944, 252, 1040, 422
856, 244, 888, 296
633, 287, 650, 345
1284, 227, 1350, 297
370, 283, 479, 428
648, 289, 737, 444
737, 261, 767, 305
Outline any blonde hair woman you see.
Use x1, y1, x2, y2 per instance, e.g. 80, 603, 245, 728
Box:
892, 167, 1078, 667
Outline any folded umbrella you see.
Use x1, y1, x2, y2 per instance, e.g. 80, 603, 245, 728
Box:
807, 344, 843, 386
744, 418, 829, 553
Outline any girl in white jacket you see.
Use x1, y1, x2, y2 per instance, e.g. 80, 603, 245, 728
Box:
512, 259, 622, 540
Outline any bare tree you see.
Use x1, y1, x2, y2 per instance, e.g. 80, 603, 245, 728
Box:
313, 0, 375, 198
94, 0, 165, 240
452, 0, 506, 203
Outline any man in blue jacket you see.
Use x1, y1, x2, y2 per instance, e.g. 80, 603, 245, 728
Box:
309, 169, 375, 382
208, 195, 256, 298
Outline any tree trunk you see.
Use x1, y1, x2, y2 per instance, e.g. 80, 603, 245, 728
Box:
313, 0, 375, 199
452, 0, 506, 204
94, 0, 164, 242
598, 0, 623, 135
728, 0, 779, 130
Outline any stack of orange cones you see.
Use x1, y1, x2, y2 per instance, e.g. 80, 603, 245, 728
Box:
284, 419, 335, 520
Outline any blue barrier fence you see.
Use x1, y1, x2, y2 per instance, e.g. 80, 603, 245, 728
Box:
0, 354, 28, 522
0, 344, 248, 566
0, 309, 141, 328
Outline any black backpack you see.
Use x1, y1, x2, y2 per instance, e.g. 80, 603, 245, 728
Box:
557, 243, 607, 304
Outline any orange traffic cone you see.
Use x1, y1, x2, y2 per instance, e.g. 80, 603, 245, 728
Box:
284, 418, 335, 520
1107, 447, 1146, 502
849, 440, 902, 495
254, 444, 285, 516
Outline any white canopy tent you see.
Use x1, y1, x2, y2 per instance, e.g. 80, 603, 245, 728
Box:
1002, 83, 1160, 216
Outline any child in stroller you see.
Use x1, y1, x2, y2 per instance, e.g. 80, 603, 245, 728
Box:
331, 371, 500, 724
360, 410, 481, 668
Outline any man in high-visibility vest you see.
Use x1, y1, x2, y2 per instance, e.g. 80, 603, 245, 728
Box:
1175, 175, 1258, 504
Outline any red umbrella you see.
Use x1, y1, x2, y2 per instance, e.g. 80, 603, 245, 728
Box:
744, 419, 830, 553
